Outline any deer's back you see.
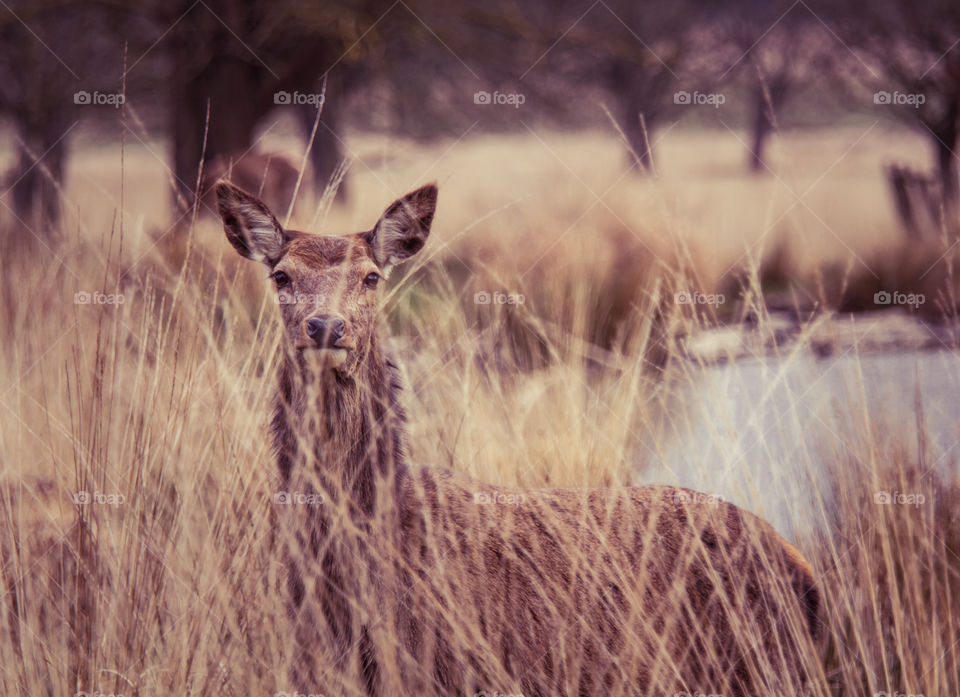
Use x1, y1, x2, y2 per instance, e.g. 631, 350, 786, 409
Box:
387, 467, 819, 696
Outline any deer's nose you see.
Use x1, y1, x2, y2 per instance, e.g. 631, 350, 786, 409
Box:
305, 315, 346, 348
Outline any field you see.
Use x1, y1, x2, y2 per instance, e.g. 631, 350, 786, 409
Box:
1, 123, 959, 696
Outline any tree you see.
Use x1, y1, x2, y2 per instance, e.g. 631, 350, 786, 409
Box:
0, 2, 128, 230
707, 1, 834, 172
823, 0, 960, 208
162, 0, 365, 209
397, 0, 704, 171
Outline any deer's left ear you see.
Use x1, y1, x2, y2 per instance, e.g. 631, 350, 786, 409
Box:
364, 183, 437, 273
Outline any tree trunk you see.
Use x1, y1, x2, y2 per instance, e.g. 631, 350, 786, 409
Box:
169, 17, 343, 213
296, 79, 348, 202
7, 32, 72, 235
749, 86, 774, 173
605, 59, 657, 173
11, 116, 67, 231
622, 95, 655, 172
922, 100, 960, 239
171, 50, 265, 214
931, 103, 959, 208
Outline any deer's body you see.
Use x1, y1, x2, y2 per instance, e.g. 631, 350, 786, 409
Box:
202, 151, 299, 216
216, 181, 821, 696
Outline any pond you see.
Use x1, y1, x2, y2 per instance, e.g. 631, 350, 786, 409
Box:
645, 348, 960, 535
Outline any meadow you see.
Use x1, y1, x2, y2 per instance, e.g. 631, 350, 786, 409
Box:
1, 122, 958, 696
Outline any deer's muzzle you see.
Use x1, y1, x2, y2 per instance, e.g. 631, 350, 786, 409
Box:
304, 315, 354, 350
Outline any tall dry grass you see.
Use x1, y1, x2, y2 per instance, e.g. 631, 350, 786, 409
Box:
1, 127, 958, 696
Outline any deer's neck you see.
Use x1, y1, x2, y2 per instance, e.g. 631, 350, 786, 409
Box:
272, 340, 408, 516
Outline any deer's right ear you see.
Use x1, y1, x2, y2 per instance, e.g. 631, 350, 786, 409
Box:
215, 181, 286, 265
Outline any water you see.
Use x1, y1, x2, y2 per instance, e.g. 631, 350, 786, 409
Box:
645, 349, 960, 534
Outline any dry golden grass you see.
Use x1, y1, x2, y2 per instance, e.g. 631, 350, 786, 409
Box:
1, 126, 958, 696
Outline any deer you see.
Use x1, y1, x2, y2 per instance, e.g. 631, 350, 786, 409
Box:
201, 151, 300, 217
215, 180, 823, 697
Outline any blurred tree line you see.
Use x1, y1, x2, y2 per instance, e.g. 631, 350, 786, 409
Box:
2, 0, 959, 230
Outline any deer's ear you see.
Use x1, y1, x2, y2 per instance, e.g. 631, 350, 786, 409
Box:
216, 181, 286, 265
364, 183, 437, 273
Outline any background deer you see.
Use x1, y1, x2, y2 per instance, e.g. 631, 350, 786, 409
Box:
216, 180, 822, 697
202, 151, 300, 217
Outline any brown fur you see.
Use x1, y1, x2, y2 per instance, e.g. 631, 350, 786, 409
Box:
216, 180, 821, 696
202, 151, 299, 216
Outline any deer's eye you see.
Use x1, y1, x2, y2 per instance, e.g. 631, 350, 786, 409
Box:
270, 270, 290, 287
363, 272, 380, 290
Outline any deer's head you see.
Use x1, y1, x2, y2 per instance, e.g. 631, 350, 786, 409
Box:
216, 181, 437, 377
